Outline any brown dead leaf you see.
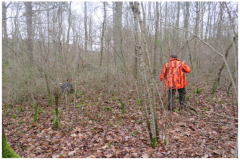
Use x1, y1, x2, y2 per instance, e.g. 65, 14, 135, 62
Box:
184, 132, 190, 137
189, 125, 195, 131
142, 153, 149, 158
52, 154, 60, 158
71, 133, 77, 137
230, 149, 235, 154
105, 153, 113, 158
173, 112, 179, 116
29, 154, 36, 158
212, 150, 220, 155
131, 153, 138, 158
68, 150, 76, 156
179, 122, 186, 127
31, 122, 37, 127
146, 147, 154, 153
96, 152, 104, 158
87, 155, 96, 158
202, 154, 208, 158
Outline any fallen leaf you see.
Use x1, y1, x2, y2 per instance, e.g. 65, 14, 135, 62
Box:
189, 125, 195, 131
87, 155, 96, 158
31, 122, 37, 127
52, 154, 59, 158
131, 153, 138, 158
173, 112, 179, 116
101, 145, 108, 149
179, 122, 186, 127
212, 150, 220, 155
96, 152, 103, 158
71, 133, 77, 137
29, 154, 36, 158
142, 153, 149, 158
202, 154, 208, 158
68, 150, 76, 156
105, 153, 113, 158
230, 149, 235, 154
184, 132, 190, 137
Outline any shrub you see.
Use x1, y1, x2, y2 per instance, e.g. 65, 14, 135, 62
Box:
194, 88, 202, 94
104, 107, 112, 111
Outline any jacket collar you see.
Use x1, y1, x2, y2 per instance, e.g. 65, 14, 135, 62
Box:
170, 58, 179, 61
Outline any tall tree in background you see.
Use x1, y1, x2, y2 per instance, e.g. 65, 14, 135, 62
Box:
164, 2, 168, 41
84, 2, 88, 58
184, 2, 190, 41
216, 2, 224, 39
66, 2, 72, 47
205, 2, 211, 40
2, 2, 9, 44
2, 2, 11, 60
113, 2, 123, 65
130, 1, 140, 79
175, 2, 180, 47
100, 2, 106, 66
153, 2, 159, 77
24, 2, 34, 63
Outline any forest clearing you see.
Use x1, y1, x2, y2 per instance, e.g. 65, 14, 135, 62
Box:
2, 1, 238, 158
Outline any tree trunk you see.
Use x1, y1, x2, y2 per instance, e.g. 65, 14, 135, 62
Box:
66, 2, 72, 46
130, 2, 140, 79
84, 2, 88, 58
175, 2, 180, 47
2, 124, 21, 158
33, 102, 39, 123
100, 2, 106, 67
53, 88, 60, 129
113, 2, 123, 65
138, 2, 159, 143
211, 36, 237, 94
184, 2, 190, 41
2, 2, 8, 44
205, 2, 211, 40
153, 2, 159, 78
24, 2, 34, 63
141, 2, 146, 32
130, 2, 155, 147
216, 2, 223, 39
164, 2, 168, 41
200, 2, 205, 39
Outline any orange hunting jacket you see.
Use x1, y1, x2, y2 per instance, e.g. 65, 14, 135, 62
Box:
160, 58, 191, 89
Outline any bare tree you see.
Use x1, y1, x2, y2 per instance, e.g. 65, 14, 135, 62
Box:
66, 2, 72, 46
24, 2, 34, 63
138, 1, 160, 144
216, 2, 224, 39
153, 2, 159, 77
84, 2, 88, 58
113, 2, 123, 65
100, 2, 106, 67
184, 2, 190, 41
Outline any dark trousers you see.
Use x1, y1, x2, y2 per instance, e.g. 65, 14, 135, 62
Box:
168, 88, 186, 111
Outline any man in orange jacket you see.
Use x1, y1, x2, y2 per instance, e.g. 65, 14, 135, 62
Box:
160, 54, 191, 111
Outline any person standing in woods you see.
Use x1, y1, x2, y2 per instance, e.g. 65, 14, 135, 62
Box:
160, 54, 191, 111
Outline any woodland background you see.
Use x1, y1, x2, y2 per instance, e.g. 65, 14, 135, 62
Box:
2, 1, 238, 158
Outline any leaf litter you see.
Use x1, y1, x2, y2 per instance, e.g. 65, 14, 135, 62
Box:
2, 83, 238, 158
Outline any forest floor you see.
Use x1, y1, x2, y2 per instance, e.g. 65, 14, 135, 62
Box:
3, 82, 238, 158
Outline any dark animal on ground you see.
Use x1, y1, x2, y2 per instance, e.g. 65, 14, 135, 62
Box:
61, 79, 74, 93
